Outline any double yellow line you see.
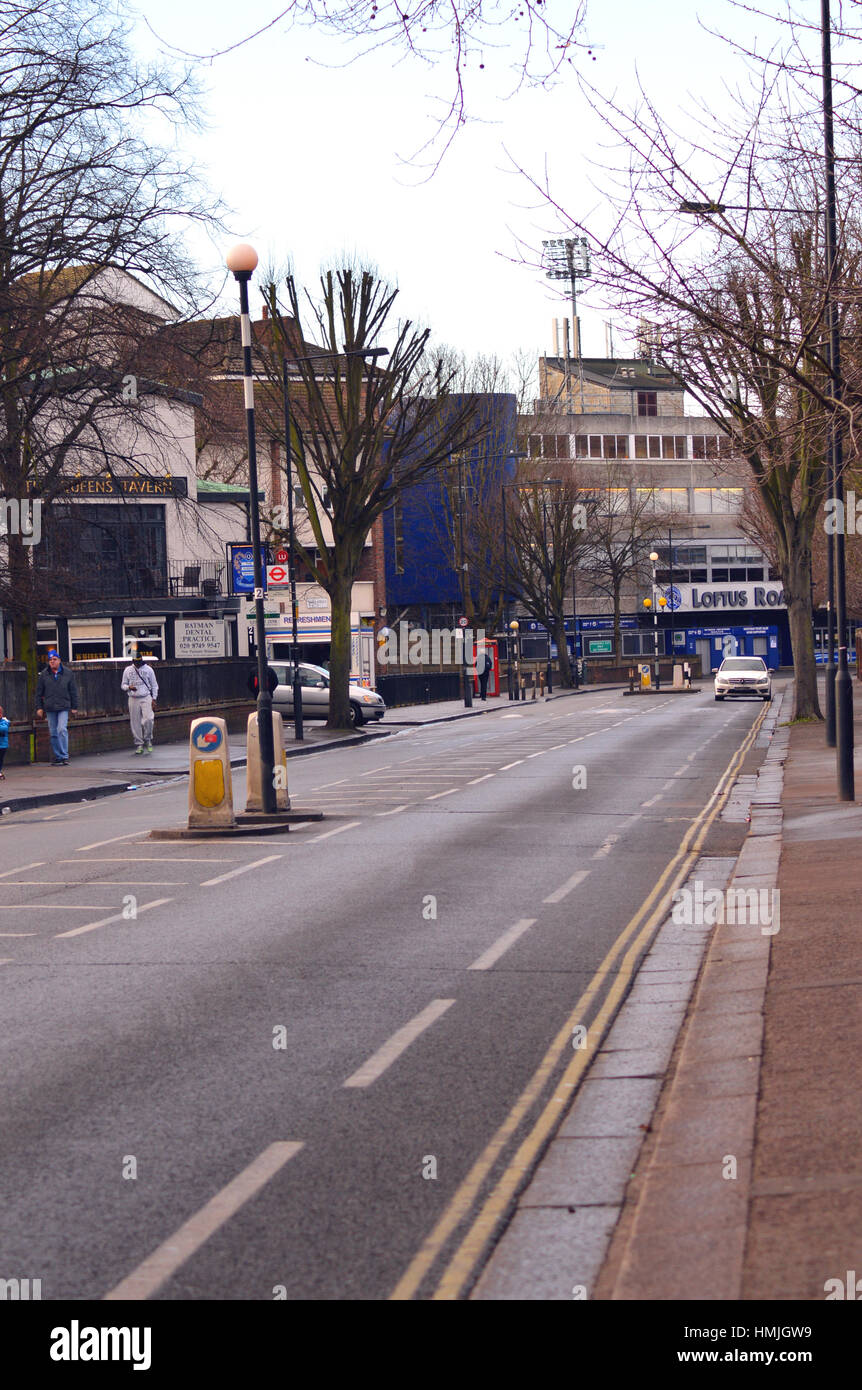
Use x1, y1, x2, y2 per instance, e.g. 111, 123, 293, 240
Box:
390, 702, 768, 1301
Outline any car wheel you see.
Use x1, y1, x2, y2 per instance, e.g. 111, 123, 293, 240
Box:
763, 693, 772, 702
349, 702, 364, 727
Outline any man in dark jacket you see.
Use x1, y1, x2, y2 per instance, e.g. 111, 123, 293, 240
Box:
35, 650, 79, 765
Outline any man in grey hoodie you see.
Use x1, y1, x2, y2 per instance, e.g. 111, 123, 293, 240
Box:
35, 650, 79, 765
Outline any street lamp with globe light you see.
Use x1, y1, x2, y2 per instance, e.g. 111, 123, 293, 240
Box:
226, 242, 276, 813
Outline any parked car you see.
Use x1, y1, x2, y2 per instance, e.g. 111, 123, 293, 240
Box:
270, 661, 386, 727
714, 655, 772, 702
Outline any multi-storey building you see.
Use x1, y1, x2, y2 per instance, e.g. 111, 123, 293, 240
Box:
521, 348, 790, 671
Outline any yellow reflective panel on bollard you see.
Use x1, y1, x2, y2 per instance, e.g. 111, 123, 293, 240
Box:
194, 760, 225, 807
188, 717, 235, 828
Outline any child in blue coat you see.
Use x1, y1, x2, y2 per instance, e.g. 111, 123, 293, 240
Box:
0, 705, 9, 779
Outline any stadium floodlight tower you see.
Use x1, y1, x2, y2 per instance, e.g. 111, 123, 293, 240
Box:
542, 236, 591, 412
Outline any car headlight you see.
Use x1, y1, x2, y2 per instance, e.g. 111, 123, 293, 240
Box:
361, 692, 379, 703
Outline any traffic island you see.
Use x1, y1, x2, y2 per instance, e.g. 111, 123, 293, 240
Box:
149, 716, 324, 841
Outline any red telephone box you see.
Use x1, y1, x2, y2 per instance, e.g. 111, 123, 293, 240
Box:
473, 640, 499, 697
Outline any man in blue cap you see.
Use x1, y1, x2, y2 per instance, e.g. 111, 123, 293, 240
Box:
35, 650, 79, 765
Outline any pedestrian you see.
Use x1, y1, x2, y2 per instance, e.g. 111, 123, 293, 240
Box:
121, 652, 158, 755
35, 650, 79, 765
0, 704, 9, 779
477, 645, 494, 701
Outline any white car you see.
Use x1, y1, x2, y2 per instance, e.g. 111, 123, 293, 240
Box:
714, 656, 772, 702
270, 661, 386, 727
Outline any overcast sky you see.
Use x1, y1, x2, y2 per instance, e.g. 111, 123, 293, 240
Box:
134, 0, 781, 367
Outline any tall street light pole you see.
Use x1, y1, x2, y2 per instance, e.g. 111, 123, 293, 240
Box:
501, 486, 515, 700
280, 358, 304, 741
650, 549, 661, 689
822, 0, 854, 799
497, 453, 529, 702
456, 450, 473, 707
226, 242, 276, 814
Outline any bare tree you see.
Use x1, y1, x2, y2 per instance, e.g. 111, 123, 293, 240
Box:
0, 0, 218, 689
506, 460, 594, 687
260, 266, 490, 727
578, 464, 677, 659
514, 68, 862, 716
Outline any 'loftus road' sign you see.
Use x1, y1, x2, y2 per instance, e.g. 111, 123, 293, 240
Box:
671, 582, 785, 612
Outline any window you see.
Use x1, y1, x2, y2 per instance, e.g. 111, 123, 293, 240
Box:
576, 434, 629, 459
654, 487, 689, 512
603, 488, 631, 513
623, 632, 666, 656
713, 488, 742, 514
528, 435, 542, 458
541, 434, 570, 459
634, 435, 662, 459
692, 434, 732, 459
636, 487, 655, 510
693, 488, 712, 513
662, 436, 687, 459
40, 503, 167, 599
637, 390, 658, 417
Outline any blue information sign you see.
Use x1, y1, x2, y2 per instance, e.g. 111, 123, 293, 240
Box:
228, 544, 268, 596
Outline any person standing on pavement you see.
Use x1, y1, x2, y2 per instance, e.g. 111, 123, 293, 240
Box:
477, 645, 494, 701
121, 652, 158, 755
0, 705, 9, 779
35, 650, 78, 765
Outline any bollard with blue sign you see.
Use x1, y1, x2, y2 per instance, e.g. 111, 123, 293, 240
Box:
188, 717, 235, 829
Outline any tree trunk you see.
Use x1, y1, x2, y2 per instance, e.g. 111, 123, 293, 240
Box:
327, 577, 354, 730
555, 612, 573, 687
784, 543, 820, 719
613, 583, 622, 658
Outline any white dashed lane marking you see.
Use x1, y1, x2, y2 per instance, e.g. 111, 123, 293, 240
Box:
468, 919, 537, 971
543, 870, 590, 905
343, 1000, 456, 1088
201, 856, 282, 888
103, 1141, 305, 1301
56, 897, 174, 940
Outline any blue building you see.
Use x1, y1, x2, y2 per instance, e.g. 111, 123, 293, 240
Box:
382, 393, 518, 626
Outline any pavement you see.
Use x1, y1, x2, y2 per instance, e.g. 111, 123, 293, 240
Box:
473, 675, 862, 1301
0, 688, 589, 814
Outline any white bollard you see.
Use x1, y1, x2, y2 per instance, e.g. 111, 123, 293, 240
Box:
188, 718, 234, 829
246, 711, 290, 812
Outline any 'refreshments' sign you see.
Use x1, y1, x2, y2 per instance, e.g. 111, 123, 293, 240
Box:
174, 619, 225, 657
673, 582, 785, 612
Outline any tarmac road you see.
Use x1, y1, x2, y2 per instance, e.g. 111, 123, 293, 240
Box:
0, 684, 770, 1300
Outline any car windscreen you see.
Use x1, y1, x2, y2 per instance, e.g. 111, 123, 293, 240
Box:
720, 658, 766, 670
